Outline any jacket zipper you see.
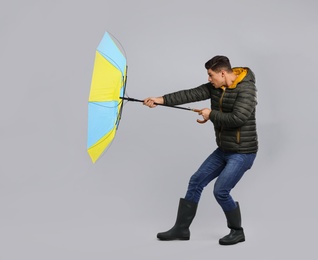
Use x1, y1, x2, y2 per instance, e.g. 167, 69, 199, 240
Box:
236, 128, 241, 144
219, 88, 226, 144
219, 87, 226, 112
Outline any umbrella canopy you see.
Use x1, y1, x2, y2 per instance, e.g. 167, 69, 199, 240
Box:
87, 32, 127, 163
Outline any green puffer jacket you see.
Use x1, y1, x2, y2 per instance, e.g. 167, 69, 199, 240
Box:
163, 67, 258, 154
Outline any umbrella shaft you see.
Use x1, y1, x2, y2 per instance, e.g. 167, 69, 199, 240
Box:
120, 97, 193, 111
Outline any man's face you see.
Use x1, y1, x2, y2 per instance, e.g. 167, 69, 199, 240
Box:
207, 69, 224, 88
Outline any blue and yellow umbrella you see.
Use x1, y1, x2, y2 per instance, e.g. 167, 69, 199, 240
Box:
87, 32, 127, 163
87, 32, 198, 163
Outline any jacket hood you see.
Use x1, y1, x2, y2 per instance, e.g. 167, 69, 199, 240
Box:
228, 67, 255, 89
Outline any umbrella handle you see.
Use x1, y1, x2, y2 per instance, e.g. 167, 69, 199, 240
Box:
192, 109, 209, 124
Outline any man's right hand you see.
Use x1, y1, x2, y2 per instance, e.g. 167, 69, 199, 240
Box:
143, 97, 164, 108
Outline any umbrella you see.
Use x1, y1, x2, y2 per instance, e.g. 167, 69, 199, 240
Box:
87, 32, 127, 163
87, 32, 203, 163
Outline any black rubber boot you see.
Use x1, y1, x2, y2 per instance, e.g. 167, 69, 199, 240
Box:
219, 202, 245, 245
157, 198, 198, 241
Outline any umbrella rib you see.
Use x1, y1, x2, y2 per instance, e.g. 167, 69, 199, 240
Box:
98, 52, 125, 75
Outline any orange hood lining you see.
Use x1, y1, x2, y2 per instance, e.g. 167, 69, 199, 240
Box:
228, 68, 248, 89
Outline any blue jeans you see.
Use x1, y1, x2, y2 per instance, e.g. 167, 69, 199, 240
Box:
185, 148, 256, 212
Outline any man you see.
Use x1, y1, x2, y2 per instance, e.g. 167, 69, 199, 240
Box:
143, 55, 258, 245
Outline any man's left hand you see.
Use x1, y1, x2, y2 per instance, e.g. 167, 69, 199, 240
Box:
194, 108, 211, 124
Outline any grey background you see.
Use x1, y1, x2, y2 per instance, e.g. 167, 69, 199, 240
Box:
1, 0, 317, 259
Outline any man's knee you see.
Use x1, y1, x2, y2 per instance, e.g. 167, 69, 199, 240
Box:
213, 188, 229, 202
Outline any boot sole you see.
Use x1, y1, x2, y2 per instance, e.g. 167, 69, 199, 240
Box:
219, 237, 245, 245
157, 236, 190, 241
